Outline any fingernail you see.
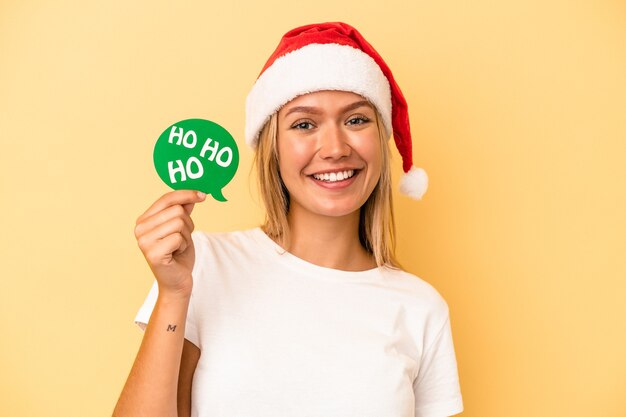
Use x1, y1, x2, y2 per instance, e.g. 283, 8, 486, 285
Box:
197, 191, 206, 199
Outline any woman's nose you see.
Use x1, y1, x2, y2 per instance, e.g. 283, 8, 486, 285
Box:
318, 124, 351, 160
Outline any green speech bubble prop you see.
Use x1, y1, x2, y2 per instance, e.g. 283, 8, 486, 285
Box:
153, 119, 239, 202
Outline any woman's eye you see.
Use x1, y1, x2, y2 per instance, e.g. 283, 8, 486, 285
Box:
347, 116, 370, 125
291, 121, 314, 130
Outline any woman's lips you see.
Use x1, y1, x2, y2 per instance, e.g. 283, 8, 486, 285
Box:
308, 169, 360, 189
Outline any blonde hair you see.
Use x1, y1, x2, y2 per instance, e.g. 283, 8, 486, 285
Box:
253, 109, 399, 268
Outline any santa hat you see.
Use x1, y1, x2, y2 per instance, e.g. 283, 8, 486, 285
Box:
245, 22, 428, 200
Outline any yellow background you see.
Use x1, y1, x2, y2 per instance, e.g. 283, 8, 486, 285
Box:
1, 1, 625, 416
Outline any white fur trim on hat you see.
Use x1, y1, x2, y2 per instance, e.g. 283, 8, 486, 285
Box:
399, 166, 428, 200
245, 43, 392, 148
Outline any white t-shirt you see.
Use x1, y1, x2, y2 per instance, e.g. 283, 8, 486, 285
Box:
135, 228, 463, 417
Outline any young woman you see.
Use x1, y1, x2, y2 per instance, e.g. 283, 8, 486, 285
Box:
113, 22, 463, 417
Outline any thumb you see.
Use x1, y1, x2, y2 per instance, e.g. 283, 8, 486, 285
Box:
183, 202, 196, 215
183, 191, 206, 215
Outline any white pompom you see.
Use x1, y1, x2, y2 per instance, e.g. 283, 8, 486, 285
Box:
399, 166, 428, 200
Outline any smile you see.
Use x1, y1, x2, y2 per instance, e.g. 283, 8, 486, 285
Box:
311, 169, 356, 183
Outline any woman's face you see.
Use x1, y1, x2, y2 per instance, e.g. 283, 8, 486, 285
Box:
276, 90, 382, 219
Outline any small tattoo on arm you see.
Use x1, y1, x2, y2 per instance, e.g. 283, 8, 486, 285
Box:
167, 324, 177, 332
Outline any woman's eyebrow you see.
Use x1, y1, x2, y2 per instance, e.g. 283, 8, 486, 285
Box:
284, 106, 323, 117
340, 100, 373, 113
283, 100, 373, 118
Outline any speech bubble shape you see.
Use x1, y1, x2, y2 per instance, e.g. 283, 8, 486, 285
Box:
153, 118, 239, 202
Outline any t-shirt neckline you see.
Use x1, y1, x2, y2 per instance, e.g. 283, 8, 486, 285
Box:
249, 227, 384, 283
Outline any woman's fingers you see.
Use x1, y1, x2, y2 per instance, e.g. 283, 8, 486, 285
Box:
145, 233, 188, 266
134, 203, 195, 240
137, 190, 206, 225
133, 190, 203, 294
137, 216, 193, 255
182, 202, 196, 216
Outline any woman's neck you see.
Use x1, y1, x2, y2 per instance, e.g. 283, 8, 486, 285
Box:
284, 206, 377, 272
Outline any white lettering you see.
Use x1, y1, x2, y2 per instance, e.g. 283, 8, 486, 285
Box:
199, 138, 219, 161
182, 130, 197, 149
216, 147, 233, 167
167, 160, 186, 183
186, 157, 203, 179
168, 126, 184, 145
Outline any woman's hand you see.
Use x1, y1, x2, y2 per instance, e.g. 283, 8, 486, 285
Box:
114, 190, 205, 417
134, 190, 207, 297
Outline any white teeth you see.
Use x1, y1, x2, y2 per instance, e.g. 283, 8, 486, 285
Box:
312, 169, 355, 182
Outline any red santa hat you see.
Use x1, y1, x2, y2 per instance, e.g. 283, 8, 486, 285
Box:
245, 22, 428, 200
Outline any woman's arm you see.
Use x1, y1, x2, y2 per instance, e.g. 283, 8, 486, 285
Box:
113, 190, 205, 417
113, 291, 196, 417
178, 340, 201, 417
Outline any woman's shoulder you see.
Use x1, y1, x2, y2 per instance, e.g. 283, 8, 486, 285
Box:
379, 266, 450, 317
189, 228, 267, 275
